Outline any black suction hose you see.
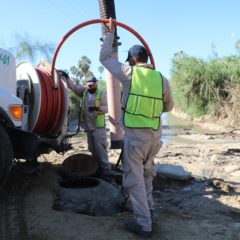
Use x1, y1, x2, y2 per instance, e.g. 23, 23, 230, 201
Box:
98, 0, 120, 47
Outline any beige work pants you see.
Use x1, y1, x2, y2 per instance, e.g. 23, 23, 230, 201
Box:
122, 135, 162, 231
87, 128, 110, 171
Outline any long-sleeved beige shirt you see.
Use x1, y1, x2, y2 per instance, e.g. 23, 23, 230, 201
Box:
100, 32, 174, 142
65, 79, 108, 131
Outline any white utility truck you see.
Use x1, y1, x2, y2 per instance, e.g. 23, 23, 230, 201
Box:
0, 48, 71, 186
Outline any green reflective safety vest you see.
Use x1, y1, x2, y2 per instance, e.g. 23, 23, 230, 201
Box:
123, 66, 163, 130
80, 89, 105, 128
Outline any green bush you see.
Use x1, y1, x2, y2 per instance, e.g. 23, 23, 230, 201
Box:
170, 52, 240, 118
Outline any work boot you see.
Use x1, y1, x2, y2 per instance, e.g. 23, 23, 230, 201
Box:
125, 221, 152, 238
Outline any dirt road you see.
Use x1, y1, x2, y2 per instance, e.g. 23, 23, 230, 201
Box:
0, 119, 240, 240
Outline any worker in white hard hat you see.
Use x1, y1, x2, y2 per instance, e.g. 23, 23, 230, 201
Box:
100, 18, 174, 237
58, 71, 111, 176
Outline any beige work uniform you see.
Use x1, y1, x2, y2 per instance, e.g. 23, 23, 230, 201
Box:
100, 32, 174, 231
66, 80, 110, 171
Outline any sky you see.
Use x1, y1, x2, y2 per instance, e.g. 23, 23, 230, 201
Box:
1, 0, 240, 79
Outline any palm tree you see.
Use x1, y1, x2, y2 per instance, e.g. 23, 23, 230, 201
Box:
35, 41, 55, 63
98, 66, 104, 80
78, 56, 92, 83
10, 33, 54, 64
70, 66, 83, 85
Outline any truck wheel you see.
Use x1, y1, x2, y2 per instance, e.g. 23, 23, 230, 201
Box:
0, 125, 13, 186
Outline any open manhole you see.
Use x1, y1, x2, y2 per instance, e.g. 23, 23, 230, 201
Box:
59, 177, 100, 188
53, 178, 125, 216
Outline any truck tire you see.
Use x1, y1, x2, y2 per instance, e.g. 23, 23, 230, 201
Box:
0, 125, 13, 186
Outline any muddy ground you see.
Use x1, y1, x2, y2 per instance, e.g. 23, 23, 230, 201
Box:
0, 115, 240, 240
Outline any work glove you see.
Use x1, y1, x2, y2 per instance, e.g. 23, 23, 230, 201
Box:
57, 70, 69, 80
88, 106, 99, 112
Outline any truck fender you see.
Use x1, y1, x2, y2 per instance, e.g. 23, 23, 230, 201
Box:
7, 127, 38, 161
0, 107, 14, 127
0, 124, 13, 187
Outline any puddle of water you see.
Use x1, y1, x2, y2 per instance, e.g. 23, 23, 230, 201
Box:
70, 113, 231, 145
162, 113, 218, 144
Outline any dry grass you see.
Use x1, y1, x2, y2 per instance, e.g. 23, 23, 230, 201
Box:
216, 84, 240, 127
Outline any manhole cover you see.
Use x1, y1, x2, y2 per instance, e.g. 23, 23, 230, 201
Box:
61, 153, 99, 177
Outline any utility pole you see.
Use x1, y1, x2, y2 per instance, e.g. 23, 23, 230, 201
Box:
98, 0, 123, 149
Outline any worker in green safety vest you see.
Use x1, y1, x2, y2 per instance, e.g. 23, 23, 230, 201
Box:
58, 71, 111, 175
100, 18, 174, 237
